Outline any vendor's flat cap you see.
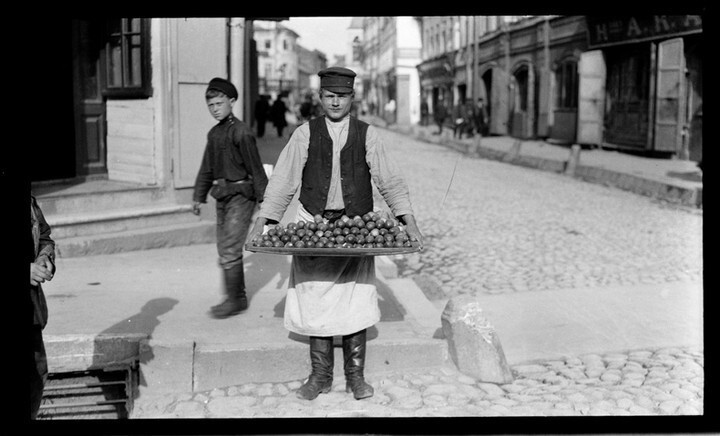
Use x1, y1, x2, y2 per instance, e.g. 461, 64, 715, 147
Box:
207, 77, 238, 100
318, 66, 356, 93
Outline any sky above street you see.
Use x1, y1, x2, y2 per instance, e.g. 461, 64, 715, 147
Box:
283, 17, 353, 62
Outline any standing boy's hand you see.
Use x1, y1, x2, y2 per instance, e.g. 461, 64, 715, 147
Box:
192, 201, 202, 215
30, 262, 53, 286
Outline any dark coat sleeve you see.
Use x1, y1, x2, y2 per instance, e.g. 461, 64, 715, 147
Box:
234, 127, 268, 202
193, 139, 215, 203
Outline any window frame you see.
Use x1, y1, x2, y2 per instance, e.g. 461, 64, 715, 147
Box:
102, 18, 152, 99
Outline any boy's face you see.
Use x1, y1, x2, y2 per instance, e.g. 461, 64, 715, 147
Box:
207, 95, 235, 121
319, 89, 354, 121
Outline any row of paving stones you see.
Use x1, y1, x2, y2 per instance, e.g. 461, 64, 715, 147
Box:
131, 346, 703, 418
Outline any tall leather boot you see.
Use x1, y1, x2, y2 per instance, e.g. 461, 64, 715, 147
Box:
296, 336, 334, 400
210, 264, 248, 319
343, 329, 374, 400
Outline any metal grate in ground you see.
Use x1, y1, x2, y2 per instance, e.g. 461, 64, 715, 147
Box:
37, 365, 137, 420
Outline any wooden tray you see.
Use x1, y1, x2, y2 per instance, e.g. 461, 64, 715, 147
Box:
245, 244, 420, 257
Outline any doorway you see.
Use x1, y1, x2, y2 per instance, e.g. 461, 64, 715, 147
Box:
72, 19, 108, 178
603, 44, 651, 148
510, 65, 531, 138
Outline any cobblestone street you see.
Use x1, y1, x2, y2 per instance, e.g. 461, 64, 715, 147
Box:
132, 130, 704, 421
384, 130, 702, 298
134, 347, 703, 419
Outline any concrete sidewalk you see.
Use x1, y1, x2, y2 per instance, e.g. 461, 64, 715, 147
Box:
42, 237, 449, 397
42, 238, 703, 398
365, 116, 703, 208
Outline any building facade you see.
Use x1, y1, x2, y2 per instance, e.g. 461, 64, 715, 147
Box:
360, 17, 422, 125
254, 21, 300, 102
297, 45, 328, 95
415, 15, 703, 161
583, 15, 702, 160
36, 18, 258, 197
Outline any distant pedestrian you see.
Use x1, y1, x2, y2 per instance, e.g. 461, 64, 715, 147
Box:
384, 99, 396, 124
299, 93, 314, 123
270, 96, 289, 137
30, 195, 56, 419
192, 77, 269, 319
420, 100, 429, 126
433, 101, 447, 135
452, 103, 468, 139
254, 95, 270, 138
475, 97, 489, 137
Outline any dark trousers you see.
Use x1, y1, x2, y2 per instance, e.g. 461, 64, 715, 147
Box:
256, 119, 266, 138
30, 325, 47, 420
216, 192, 255, 271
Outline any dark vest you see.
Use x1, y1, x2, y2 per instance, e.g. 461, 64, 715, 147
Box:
299, 116, 373, 217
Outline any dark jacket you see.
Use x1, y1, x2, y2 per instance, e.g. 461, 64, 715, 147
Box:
255, 98, 270, 122
270, 99, 288, 128
299, 116, 373, 217
30, 196, 54, 329
193, 113, 268, 203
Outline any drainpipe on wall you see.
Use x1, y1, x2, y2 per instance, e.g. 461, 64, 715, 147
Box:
230, 17, 245, 120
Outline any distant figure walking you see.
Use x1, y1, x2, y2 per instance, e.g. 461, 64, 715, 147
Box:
254, 95, 270, 138
433, 101, 447, 135
270, 96, 289, 137
420, 100, 429, 126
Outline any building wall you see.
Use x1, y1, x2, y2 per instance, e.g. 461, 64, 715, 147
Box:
106, 99, 158, 185
254, 21, 299, 100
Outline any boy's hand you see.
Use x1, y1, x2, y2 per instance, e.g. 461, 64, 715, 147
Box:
192, 201, 202, 216
30, 262, 53, 286
246, 217, 268, 244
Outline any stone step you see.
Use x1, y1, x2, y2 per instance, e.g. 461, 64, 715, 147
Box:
54, 220, 215, 258
46, 204, 201, 239
34, 182, 169, 216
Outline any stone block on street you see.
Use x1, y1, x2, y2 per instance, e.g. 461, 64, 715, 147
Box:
441, 296, 514, 384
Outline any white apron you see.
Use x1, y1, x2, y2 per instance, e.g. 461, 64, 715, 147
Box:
283, 205, 381, 336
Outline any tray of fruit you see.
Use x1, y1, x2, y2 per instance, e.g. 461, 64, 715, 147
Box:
245, 212, 421, 257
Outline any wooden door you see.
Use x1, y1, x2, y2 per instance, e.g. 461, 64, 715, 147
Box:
172, 18, 228, 188
577, 50, 606, 146
73, 19, 107, 176
653, 38, 686, 153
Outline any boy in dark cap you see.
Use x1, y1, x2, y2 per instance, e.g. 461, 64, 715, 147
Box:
192, 77, 268, 318
248, 66, 424, 401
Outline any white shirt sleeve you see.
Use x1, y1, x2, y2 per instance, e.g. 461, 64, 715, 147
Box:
365, 125, 414, 217
258, 123, 310, 222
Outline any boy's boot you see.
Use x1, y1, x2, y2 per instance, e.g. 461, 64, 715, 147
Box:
343, 329, 374, 400
210, 264, 248, 318
296, 336, 334, 400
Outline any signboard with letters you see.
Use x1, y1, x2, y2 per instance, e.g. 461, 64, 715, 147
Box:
586, 16, 702, 48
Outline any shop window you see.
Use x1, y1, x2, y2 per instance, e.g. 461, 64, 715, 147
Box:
104, 18, 151, 98
555, 59, 578, 109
